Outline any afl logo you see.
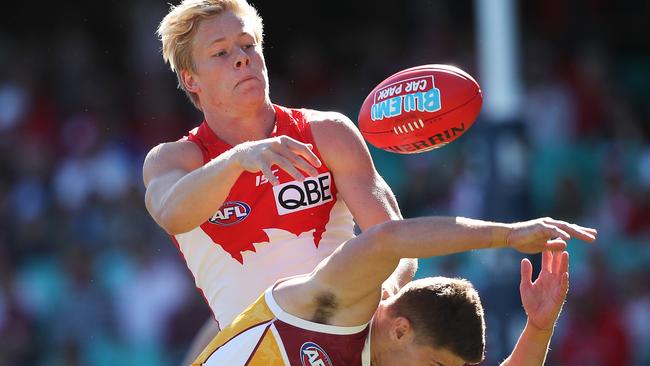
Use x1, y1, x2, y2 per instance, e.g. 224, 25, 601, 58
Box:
208, 201, 251, 226
300, 342, 333, 366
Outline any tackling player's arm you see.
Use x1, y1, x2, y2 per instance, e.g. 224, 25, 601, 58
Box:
500, 251, 571, 366
309, 111, 417, 292
143, 136, 322, 235
275, 217, 596, 326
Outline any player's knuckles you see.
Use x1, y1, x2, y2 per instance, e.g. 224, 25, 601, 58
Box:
277, 135, 299, 148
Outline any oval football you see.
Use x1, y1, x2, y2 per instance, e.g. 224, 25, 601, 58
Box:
358, 64, 482, 154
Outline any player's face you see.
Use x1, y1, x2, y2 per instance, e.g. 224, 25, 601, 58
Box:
190, 10, 269, 109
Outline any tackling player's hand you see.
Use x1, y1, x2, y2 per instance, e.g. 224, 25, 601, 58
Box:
381, 279, 401, 300
234, 136, 322, 185
520, 251, 569, 332
505, 217, 597, 254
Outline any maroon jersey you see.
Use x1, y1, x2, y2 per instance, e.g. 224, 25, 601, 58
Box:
192, 282, 372, 366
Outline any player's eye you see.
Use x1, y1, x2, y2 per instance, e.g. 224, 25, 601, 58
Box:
243, 44, 255, 50
213, 50, 227, 57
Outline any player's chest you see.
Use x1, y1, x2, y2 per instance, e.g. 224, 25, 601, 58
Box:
207, 169, 336, 226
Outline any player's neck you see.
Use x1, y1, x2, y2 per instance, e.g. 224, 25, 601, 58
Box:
369, 310, 386, 366
203, 101, 275, 146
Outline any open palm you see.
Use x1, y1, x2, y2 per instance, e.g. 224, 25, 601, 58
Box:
519, 251, 569, 331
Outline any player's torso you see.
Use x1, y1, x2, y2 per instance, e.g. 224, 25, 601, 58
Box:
193, 285, 371, 366
173, 105, 355, 327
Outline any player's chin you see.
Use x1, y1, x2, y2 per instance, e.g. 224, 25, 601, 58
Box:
234, 85, 267, 104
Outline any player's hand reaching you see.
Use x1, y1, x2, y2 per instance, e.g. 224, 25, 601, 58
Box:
506, 217, 597, 254
520, 251, 569, 332
234, 135, 322, 185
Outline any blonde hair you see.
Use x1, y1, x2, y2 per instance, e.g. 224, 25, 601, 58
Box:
157, 0, 264, 108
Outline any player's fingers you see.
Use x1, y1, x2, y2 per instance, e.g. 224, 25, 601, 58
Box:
545, 238, 567, 252
520, 258, 533, 288
541, 223, 570, 242
552, 249, 563, 274
542, 250, 553, 274
275, 144, 320, 177
258, 159, 279, 185
543, 218, 597, 242
559, 251, 569, 275
271, 154, 308, 182
280, 137, 322, 168
561, 272, 569, 295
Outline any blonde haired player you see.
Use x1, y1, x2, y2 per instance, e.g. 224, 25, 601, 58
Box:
146, 0, 415, 362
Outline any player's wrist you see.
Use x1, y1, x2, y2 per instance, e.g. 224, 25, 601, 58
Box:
225, 144, 250, 174
525, 318, 555, 335
490, 224, 512, 249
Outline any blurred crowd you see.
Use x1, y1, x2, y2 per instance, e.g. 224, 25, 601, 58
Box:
0, 0, 648, 365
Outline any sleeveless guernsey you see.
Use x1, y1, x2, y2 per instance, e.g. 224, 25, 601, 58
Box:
173, 104, 355, 327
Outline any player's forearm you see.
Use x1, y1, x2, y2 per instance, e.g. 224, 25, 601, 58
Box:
156, 149, 244, 234
379, 216, 511, 260
500, 320, 554, 366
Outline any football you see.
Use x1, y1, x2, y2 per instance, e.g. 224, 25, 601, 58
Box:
358, 64, 482, 154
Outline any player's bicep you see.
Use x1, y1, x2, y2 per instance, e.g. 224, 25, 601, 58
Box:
144, 169, 188, 223
142, 141, 202, 224
311, 114, 401, 229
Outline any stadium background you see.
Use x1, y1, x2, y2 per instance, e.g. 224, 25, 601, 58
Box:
0, 0, 648, 364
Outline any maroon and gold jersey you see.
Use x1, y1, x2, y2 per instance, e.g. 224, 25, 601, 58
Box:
192, 282, 371, 366
173, 105, 355, 327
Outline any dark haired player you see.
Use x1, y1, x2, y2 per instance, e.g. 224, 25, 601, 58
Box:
192, 216, 596, 365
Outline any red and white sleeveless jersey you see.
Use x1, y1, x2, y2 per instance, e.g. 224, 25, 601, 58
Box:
192, 283, 371, 366
173, 104, 355, 327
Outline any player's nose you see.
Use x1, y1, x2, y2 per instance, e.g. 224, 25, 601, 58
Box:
234, 50, 250, 69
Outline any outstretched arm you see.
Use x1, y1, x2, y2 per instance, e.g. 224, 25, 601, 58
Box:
275, 217, 595, 325
500, 251, 570, 366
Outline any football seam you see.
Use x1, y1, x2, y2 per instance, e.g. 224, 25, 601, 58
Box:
359, 90, 481, 135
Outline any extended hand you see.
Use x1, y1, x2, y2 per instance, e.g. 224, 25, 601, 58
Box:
507, 217, 596, 254
520, 251, 569, 331
234, 136, 322, 185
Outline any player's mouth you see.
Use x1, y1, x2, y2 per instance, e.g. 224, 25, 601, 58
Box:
235, 75, 259, 88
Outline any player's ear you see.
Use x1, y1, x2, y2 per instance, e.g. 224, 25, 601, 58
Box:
391, 316, 414, 344
181, 69, 200, 93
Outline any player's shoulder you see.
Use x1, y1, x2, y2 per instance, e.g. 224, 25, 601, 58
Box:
301, 108, 360, 138
301, 109, 369, 164
145, 139, 202, 164
143, 140, 203, 180
301, 108, 354, 127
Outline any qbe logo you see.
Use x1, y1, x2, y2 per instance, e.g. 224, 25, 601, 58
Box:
208, 201, 251, 226
300, 342, 333, 366
273, 172, 333, 215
